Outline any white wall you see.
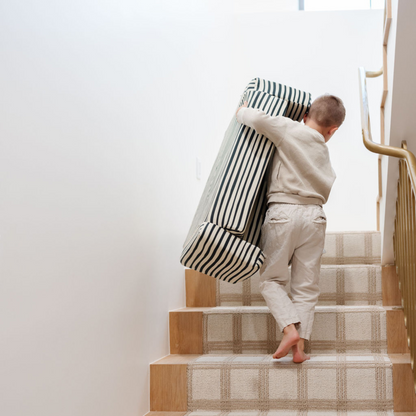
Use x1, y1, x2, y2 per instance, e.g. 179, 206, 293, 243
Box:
0, 2, 233, 416
380, 0, 398, 265
225, 9, 384, 232
0, 3, 382, 416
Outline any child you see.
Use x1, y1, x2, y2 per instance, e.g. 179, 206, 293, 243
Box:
236, 94, 346, 363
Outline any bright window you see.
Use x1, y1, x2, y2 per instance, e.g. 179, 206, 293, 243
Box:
304, 0, 384, 11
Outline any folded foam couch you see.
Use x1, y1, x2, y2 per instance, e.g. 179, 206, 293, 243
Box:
180, 78, 311, 283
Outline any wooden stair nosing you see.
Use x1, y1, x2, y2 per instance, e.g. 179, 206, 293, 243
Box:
150, 355, 199, 412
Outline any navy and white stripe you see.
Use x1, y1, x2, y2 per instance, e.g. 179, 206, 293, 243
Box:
180, 222, 265, 284
207, 89, 288, 235
180, 78, 311, 283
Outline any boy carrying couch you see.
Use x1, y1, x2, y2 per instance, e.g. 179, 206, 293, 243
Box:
236, 94, 346, 363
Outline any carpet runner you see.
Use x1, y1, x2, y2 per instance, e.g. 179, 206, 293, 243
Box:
182, 231, 394, 412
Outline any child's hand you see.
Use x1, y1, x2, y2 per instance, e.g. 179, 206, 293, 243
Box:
236, 100, 248, 116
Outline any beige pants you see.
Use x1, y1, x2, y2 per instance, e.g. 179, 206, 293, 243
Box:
259, 202, 327, 340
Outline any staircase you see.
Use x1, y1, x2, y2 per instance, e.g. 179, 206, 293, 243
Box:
148, 231, 416, 415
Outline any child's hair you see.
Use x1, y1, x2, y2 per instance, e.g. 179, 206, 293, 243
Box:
308, 94, 346, 127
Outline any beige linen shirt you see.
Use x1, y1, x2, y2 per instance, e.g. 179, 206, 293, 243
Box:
236, 107, 336, 205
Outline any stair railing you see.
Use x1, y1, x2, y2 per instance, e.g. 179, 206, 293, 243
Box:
359, 66, 416, 392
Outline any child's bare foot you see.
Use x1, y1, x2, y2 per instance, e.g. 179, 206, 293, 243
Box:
272, 324, 300, 359
292, 339, 310, 363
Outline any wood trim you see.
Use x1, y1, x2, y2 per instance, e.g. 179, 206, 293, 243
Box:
380, 106, 385, 145
149, 355, 202, 411
382, 265, 402, 306
394, 413, 416, 416
145, 412, 187, 416
152, 354, 201, 365
381, 45, 388, 107
185, 269, 216, 307
377, 200, 380, 232
378, 156, 382, 198
383, 0, 392, 46
169, 310, 203, 354
389, 353, 411, 364
393, 361, 416, 411
150, 364, 188, 411
377, 155, 382, 231
386, 307, 410, 353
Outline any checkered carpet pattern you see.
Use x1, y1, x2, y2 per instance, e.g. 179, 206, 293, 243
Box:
184, 231, 394, 412
186, 355, 393, 412
184, 410, 394, 415
202, 306, 387, 354
216, 265, 382, 307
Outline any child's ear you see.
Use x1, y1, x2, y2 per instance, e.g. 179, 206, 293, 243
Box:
328, 126, 338, 136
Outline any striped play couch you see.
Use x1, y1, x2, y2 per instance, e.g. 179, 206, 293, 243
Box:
180, 78, 311, 283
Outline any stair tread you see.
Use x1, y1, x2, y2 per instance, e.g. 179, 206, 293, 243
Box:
215, 263, 383, 307
145, 412, 413, 415
191, 353, 393, 366
174, 305, 391, 312
183, 412, 394, 416
325, 231, 380, 234
151, 353, 410, 365
146, 413, 187, 416
152, 354, 201, 365
319, 264, 381, 267
153, 353, 411, 365
186, 354, 393, 411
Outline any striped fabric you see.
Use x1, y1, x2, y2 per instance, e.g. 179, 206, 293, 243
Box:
180, 222, 266, 284
181, 78, 311, 283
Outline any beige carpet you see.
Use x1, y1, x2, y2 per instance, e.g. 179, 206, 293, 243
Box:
185, 231, 393, 413
322, 231, 381, 265
187, 354, 393, 412
202, 306, 387, 354
216, 265, 382, 307
184, 411, 394, 415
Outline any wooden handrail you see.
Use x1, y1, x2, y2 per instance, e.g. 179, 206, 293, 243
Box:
366, 67, 383, 78
358, 66, 416, 192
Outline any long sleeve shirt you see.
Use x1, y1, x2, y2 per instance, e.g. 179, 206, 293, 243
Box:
236, 107, 336, 205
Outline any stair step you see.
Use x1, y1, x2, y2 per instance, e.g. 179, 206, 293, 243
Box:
186, 354, 393, 411
149, 354, 415, 413
200, 305, 387, 354
322, 231, 381, 265
183, 411, 395, 415
170, 307, 409, 355
170, 306, 388, 355
146, 413, 186, 416
145, 412, 416, 416
215, 264, 382, 307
